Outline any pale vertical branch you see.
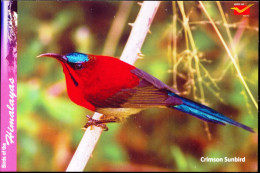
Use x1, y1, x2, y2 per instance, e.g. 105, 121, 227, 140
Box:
199, 1, 258, 110
66, 1, 160, 172
120, 1, 161, 65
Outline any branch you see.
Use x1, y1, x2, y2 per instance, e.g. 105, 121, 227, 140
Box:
66, 1, 161, 171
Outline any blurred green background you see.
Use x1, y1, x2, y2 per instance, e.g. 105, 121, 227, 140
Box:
17, 1, 258, 171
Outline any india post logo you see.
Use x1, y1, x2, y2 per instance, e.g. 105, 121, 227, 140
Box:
231, 3, 254, 15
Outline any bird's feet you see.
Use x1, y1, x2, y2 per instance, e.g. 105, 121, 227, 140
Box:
84, 115, 119, 131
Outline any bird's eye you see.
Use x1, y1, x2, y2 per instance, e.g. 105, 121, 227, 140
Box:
74, 63, 83, 70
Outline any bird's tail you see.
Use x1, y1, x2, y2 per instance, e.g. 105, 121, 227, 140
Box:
168, 93, 254, 133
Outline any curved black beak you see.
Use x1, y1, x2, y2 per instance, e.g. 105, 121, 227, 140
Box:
37, 53, 68, 63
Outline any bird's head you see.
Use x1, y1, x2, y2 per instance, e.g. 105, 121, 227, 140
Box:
38, 52, 89, 70
38, 52, 91, 86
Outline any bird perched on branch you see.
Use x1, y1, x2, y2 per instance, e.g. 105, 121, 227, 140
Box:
38, 52, 254, 132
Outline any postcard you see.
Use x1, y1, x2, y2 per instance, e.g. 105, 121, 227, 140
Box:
1, 1, 258, 172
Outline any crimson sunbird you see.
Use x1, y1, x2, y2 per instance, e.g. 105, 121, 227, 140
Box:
38, 52, 254, 132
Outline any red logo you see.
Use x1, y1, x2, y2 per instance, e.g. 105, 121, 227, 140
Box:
231, 4, 254, 15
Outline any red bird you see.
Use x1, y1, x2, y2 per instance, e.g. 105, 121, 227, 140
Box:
38, 52, 254, 132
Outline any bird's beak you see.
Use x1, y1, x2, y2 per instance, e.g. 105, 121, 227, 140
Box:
37, 53, 68, 63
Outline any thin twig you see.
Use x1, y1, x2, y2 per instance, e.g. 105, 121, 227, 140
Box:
199, 1, 258, 110
66, 1, 160, 171
172, 1, 178, 91
177, 1, 212, 140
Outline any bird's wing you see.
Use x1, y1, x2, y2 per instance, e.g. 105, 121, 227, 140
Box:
131, 68, 179, 94
89, 68, 182, 109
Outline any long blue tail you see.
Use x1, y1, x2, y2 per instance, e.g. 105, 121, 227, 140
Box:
169, 93, 254, 133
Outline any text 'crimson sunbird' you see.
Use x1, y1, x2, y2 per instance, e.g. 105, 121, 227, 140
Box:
38, 52, 254, 132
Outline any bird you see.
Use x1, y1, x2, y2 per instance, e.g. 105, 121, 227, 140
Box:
38, 52, 254, 132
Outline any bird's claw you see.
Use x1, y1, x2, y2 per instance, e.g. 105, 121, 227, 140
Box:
84, 115, 119, 131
